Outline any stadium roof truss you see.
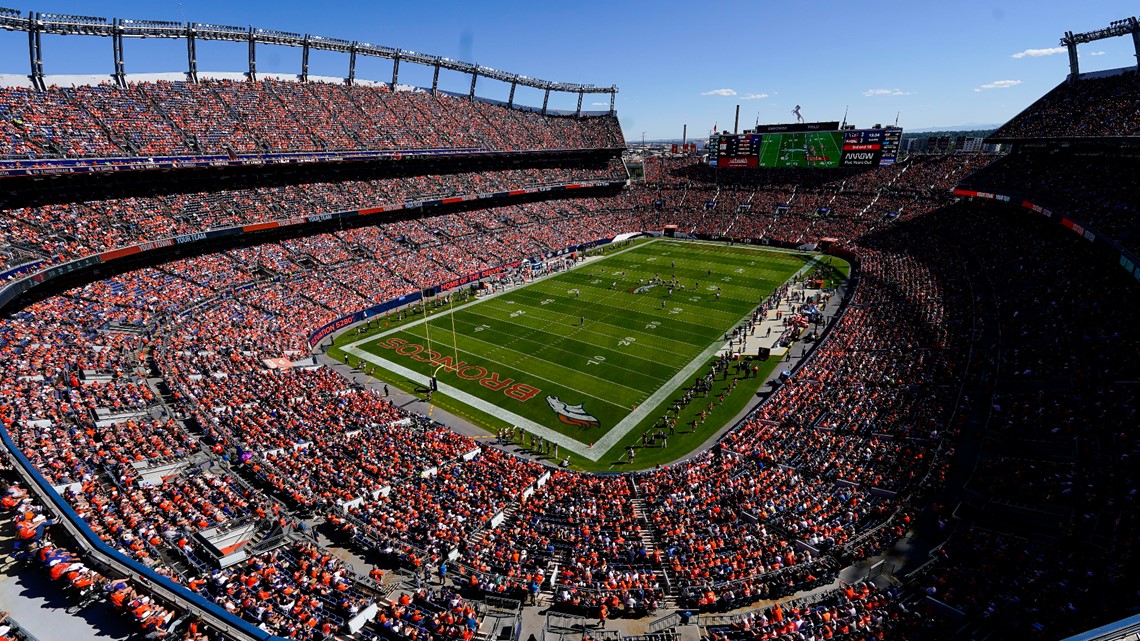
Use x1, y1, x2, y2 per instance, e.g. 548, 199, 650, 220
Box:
1060, 16, 1140, 80
0, 7, 617, 115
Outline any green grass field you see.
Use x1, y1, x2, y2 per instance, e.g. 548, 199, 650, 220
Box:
341, 239, 820, 468
759, 131, 843, 168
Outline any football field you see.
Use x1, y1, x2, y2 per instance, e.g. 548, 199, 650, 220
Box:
343, 240, 814, 461
759, 131, 843, 168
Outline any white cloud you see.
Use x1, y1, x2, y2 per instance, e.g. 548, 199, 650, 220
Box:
591, 101, 608, 106
741, 93, 769, 100
862, 88, 912, 97
1088, 50, 1106, 56
974, 79, 1022, 92
701, 88, 737, 96
1011, 47, 1066, 58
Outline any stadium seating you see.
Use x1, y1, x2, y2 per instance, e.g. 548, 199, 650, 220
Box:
626, 153, 984, 245
0, 80, 623, 160
2, 157, 975, 621
0, 161, 627, 273
0, 156, 978, 633
961, 151, 1140, 255
861, 201, 1140, 640
2, 67, 1138, 641
990, 70, 1140, 139
3, 479, 206, 638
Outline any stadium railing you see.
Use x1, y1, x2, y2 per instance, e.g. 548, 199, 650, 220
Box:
0, 423, 285, 641
952, 187, 1140, 280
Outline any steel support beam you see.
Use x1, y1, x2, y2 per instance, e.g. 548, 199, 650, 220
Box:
27, 11, 43, 90
1132, 18, 1140, 70
1, 8, 619, 105
247, 25, 256, 80
301, 34, 310, 82
187, 25, 197, 82
347, 43, 356, 85
112, 19, 126, 87
1066, 37, 1079, 81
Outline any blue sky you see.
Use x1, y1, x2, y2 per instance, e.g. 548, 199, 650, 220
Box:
0, 0, 1136, 138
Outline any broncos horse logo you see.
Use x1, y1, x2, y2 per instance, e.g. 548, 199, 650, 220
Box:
546, 396, 601, 429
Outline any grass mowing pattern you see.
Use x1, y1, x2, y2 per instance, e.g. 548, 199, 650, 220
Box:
353, 240, 810, 453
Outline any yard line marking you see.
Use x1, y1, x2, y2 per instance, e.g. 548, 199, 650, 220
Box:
460, 305, 706, 354
425, 311, 685, 372
582, 253, 822, 455
401, 324, 669, 393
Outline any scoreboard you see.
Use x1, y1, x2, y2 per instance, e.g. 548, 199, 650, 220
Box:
708, 124, 902, 168
840, 128, 902, 166
714, 134, 763, 167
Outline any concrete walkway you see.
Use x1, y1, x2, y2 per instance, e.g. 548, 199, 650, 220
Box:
0, 523, 134, 641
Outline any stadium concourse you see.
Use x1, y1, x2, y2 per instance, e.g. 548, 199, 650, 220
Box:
0, 71, 1137, 641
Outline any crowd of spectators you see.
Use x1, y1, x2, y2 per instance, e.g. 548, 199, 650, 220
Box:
0, 85, 1137, 641
375, 586, 481, 640
867, 201, 1138, 640
466, 472, 661, 615
3, 477, 220, 639
625, 153, 990, 247
194, 541, 376, 639
637, 453, 838, 610
962, 150, 1140, 255
703, 581, 927, 641
990, 70, 1140, 139
0, 170, 964, 630
0, 161, 626, 274
0, 79, 623, 160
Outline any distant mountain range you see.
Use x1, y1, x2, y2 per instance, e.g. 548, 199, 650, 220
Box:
902, 128, 997, 141
905, 124, 1001, 133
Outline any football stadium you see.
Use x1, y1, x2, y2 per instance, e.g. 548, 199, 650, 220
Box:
0, 4, 1137, 641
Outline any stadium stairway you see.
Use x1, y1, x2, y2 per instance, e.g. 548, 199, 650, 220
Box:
463, 501, 521, 551
203, 82, 270, 154
261, 81, 332, 151
138, 85, 197, 152
337, 85, 393, 143
628, 477, 678, 607
60, 88, 130, 157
